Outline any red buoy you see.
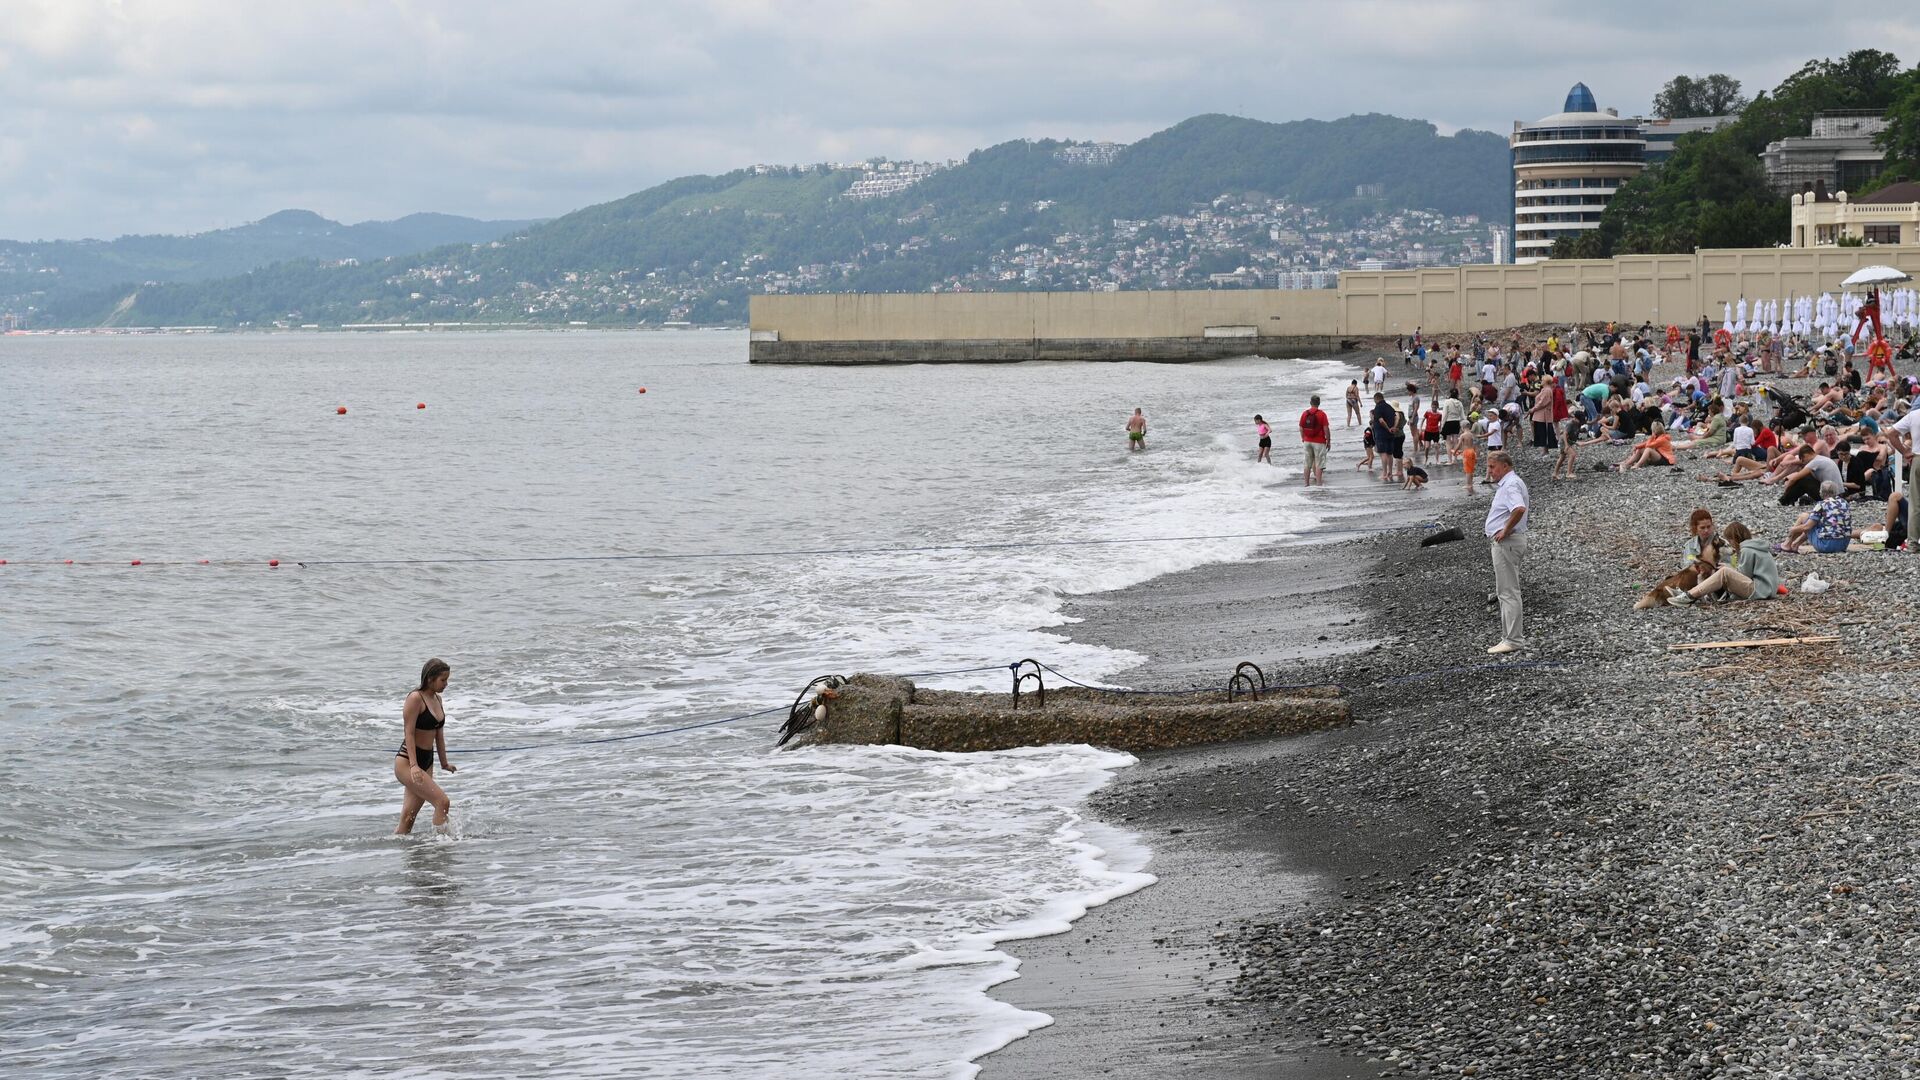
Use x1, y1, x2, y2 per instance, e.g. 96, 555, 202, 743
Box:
416, 402, 426, 410
198, 559, 210, 565
131, 559, 143, 566
64, 559, 73, 565
336, 406, 348, 415
269, 559, 280, 567
637, 387, 647, 394
0, 559, 7, 565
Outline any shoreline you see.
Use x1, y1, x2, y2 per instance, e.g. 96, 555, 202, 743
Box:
983, 349, 1920, 1076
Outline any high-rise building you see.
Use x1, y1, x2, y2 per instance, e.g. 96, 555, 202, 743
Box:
1510, 83, 1647, 261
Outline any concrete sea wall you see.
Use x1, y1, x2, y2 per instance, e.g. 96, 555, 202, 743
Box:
749, 245, 1920, 362
780, 675, 1351, 754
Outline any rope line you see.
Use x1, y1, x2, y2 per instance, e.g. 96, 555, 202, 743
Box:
2, 523, 1440, 569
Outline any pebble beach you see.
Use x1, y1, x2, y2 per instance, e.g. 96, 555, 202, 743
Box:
988, 345, 1920, 1079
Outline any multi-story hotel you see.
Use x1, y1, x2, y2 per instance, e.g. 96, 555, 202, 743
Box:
1509, 83, 1648, 261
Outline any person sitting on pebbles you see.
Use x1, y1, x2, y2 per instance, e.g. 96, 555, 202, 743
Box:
1778, 481, 1855, 554
1616, 421, 1676, 472
1665, 521, 1781, 604
1671, 399, 1730, 452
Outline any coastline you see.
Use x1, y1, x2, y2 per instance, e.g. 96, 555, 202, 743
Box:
984, 352, 1920, 1077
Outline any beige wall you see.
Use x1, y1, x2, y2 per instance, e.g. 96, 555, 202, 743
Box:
751, 288, 1342, 341
751, 245, 1920, 343
1338, 246, 1920, 334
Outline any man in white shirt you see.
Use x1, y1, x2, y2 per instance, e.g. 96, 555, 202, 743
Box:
1369, 360, 1389, 397
1484, 451, 1530, 655
1883, 403, 1920, 540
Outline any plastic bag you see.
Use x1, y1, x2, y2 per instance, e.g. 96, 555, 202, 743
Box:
1802, 572, 1830, 595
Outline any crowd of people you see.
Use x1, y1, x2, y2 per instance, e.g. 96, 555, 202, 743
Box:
1329, 318, 1919, 644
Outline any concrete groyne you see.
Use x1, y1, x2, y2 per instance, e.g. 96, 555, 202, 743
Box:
777, 672, 1349, 754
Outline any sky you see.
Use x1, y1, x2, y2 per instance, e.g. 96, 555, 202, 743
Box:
1, 0, 1915, 240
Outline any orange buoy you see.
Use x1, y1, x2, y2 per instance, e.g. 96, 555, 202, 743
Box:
336, 406, 348, 415
269, 559, 280, 567
416, 402, 426, 410
131, 559, 142, 566
637, 387, 647, 394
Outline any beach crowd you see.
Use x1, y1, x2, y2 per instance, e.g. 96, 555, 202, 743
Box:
1307, 317, 1920, 648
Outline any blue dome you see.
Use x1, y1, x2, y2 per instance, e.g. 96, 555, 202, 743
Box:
1563, 82, 1597, 114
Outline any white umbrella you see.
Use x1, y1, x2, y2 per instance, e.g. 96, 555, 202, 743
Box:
1736, 297, 1749, 331
1722, 301, 1733, 332
1841, 265, 1913, 288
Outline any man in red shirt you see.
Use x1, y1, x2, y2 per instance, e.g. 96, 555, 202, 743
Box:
1299, 394, 1331, 487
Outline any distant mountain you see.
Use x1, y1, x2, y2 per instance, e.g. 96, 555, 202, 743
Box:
34, 113, 1510, 328
0, 209, 539, 313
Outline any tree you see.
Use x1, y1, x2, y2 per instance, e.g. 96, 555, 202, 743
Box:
1874, 72, 1920, 175
1653, 74, 1748, 119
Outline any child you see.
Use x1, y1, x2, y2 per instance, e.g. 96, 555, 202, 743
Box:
1461, 439, 1479, 495
1553, 414, 1580, 481
1254, 414, 1272, 464
1402, 463, 1429, 491
1357, 426, 1376, 471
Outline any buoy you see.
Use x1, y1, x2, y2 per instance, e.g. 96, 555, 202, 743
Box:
637, 387, 647, 394
131, 559, 142, 566
0, 559, 7, 565
63, 559, 73, 565
416, 402, 426, 410
198, 559, 210, 565
336, 406, 348, 415
268, 559, 280, 568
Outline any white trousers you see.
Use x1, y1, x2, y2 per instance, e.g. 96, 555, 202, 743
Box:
1490, 534, 1528, 646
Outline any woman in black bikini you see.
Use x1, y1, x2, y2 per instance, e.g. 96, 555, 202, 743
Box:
394, 658, 455, 834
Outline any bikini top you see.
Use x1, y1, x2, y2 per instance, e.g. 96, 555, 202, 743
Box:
413, 694, 445, 731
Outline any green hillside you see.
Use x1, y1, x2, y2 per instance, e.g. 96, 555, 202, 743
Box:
36, 113, 1509, 328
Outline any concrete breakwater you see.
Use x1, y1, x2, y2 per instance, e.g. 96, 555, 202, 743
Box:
777, 673, 1349, 753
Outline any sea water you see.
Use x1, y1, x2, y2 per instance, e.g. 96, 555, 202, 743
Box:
0, 330, 1364, 1078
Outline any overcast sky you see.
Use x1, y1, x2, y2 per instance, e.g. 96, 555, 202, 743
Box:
1, 1, 1913, 240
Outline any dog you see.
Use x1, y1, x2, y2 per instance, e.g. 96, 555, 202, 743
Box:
1633, 540, 1722, 610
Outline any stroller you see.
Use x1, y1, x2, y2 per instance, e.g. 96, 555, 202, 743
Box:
1758, 384, 1809, 431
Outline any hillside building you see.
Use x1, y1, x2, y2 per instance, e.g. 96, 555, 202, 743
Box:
1761, 110, 1889, 196
1789, 179, 1920, 247
1510, 83, 1732, 261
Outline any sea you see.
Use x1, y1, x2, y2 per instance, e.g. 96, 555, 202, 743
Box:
1, 330, 1369, 1078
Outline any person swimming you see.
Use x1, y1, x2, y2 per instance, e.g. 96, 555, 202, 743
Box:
393, 657, 455, 834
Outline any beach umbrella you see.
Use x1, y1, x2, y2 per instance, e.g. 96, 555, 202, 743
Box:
1841, 265, 1913, 288
1737, 297, 1749, 331
1722, 301, 1733, 332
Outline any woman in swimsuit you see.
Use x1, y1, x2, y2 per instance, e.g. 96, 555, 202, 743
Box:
1254, 414, 1272, 463
394, 657, 455, 834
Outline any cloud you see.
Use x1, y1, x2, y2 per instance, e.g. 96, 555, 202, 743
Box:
0, 0, 1900, 239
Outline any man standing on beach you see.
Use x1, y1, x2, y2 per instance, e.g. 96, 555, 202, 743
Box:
1484, 451, 1529, 656
1299, 394, 1330, 487
1126, 408, 1147, 451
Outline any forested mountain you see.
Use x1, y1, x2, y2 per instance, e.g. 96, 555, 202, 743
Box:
0, 209, 538, 314
34, 113, 1510, 328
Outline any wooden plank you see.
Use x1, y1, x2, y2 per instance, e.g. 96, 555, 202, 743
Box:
1668, 635, 1840, 652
